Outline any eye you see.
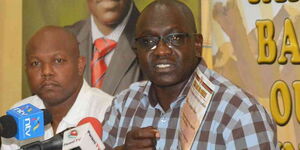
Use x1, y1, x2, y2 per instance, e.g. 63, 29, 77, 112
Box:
30, 61, 40, 67
136, 36, 158, 50
167, 33, 188, 47
55, 58, 65, 64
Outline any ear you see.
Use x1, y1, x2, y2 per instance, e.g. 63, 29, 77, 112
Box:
77, 56, 86, 76
194, 34, 203, 58
132, 46, 138, 55
25, 62, 29, 73
131, 39, 138, 55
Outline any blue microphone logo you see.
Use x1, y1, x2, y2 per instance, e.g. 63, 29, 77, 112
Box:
7, 104, 45, 140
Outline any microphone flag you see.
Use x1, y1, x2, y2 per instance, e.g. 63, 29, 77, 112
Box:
62, 122, 105, 150
6, 103, 45, 140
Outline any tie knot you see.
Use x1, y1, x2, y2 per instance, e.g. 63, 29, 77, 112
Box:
94, 38, 117, 56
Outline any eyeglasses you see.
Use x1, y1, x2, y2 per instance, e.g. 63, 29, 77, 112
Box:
134, 33, 195, 51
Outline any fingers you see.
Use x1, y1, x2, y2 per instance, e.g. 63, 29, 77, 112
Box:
212, 2, 223, 19
125, 126, 160, 150
126, 138, 155, 149
130, 127, 160, 139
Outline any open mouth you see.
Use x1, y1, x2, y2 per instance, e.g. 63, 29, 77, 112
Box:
156, 64, 171, 69
154, 63, 176, 72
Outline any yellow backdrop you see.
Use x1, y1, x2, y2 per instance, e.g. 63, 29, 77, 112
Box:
0, 0, 22, 116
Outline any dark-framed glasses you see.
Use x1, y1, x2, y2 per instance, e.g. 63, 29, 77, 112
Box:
134, 32, 196, 51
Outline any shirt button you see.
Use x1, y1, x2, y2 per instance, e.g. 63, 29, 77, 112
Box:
161, 116, 167, 123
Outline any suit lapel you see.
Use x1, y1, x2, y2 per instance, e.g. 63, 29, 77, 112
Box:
77, 18, 93, 84
102, 34, 136, 94
101, 5, 140, 94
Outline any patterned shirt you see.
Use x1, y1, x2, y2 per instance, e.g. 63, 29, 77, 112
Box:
102, 61, 277, 150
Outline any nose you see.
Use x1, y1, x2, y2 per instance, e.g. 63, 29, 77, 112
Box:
41, 64, 54, 79
152, 39, 172, 57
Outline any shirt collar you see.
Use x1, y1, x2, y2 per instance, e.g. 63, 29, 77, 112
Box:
60, 80, 91, 126
140, 61, 210, 110
197, 59, 212, 78
139, 73, 195, 111
91, 2, 133, 43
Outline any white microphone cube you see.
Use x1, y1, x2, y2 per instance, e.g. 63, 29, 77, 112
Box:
62, 123, 105, 150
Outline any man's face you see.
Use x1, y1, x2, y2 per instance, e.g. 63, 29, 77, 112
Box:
135, 5, 202, 87
26, 32, 85, 106
87, 0, 131, 26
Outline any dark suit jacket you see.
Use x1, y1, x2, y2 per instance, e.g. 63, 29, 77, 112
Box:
65, 4, 143, 96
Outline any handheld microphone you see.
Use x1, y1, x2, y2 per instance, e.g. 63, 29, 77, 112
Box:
0, 104, 52, 139
20, 117, 105, 150
62, 117, 105, 150
0, 115, 17, 138
19, 130, 64, 150
77, 117, 103, 138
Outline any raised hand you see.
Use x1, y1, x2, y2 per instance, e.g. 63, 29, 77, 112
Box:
116, 126, 160, 150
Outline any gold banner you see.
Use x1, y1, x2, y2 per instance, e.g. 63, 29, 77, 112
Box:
203, 0, 300, 149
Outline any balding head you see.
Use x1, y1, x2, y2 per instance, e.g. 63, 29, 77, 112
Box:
137, 0, 197, 34
26, 26, 79, 59
25, 26, 86, 107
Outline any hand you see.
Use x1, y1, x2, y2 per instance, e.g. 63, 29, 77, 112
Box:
212, 0, 240, 36
123, 126, 160, 150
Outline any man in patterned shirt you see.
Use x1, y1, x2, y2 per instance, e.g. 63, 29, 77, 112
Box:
102, 0, 277, 149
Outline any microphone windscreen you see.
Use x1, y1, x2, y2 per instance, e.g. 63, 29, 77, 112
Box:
41, 109, 52, 125
0, 115, 17, 138
77, 117, 102, 139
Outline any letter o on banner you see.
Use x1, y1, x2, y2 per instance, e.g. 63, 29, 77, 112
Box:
270, 80, 292, 126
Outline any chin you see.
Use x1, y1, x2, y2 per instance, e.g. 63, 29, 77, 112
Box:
38, 93, 63, 105
42, 97, 65, 107
102, 14, 123, 25
152, 77, 182, 88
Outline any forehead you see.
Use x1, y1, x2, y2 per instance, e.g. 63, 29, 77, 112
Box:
26, 32, 75, 57
136, 4, 190, 35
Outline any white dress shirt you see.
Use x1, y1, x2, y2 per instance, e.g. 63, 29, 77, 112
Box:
91, 2, 133, 66
1, 80, 113, 150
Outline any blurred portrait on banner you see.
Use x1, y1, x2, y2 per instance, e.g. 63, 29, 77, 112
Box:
22, 0, 201, 97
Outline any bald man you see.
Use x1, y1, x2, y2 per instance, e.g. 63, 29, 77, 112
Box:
1, 26, 113, 150
102, 0, 277, 149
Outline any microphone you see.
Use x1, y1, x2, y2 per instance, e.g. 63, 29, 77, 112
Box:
0, 104, 52, 139
20, 117, 105, 150
0, 115, 17, 138
76, 117, 103, 138
19, 131, 64, 150
62, 117, 105, 150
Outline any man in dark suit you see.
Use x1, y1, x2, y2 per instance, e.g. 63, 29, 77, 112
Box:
65, 0, 142, 96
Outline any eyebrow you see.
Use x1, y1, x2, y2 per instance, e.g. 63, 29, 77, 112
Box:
137, 25, 186, 37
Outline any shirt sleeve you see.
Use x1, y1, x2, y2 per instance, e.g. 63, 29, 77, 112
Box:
102, 96, 124, 150
1, 137, 21, 150
225, 104, 277, 150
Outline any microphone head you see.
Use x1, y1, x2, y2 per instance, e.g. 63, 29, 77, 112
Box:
41, 109, 52, 125
0, 115, 17, 138
77, 117, 102, 139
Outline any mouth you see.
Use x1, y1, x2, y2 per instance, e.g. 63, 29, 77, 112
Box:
40, 81, 60, 90
156, 64, 171, 68
96, 0, 119, 5
153, 63, 176, 72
